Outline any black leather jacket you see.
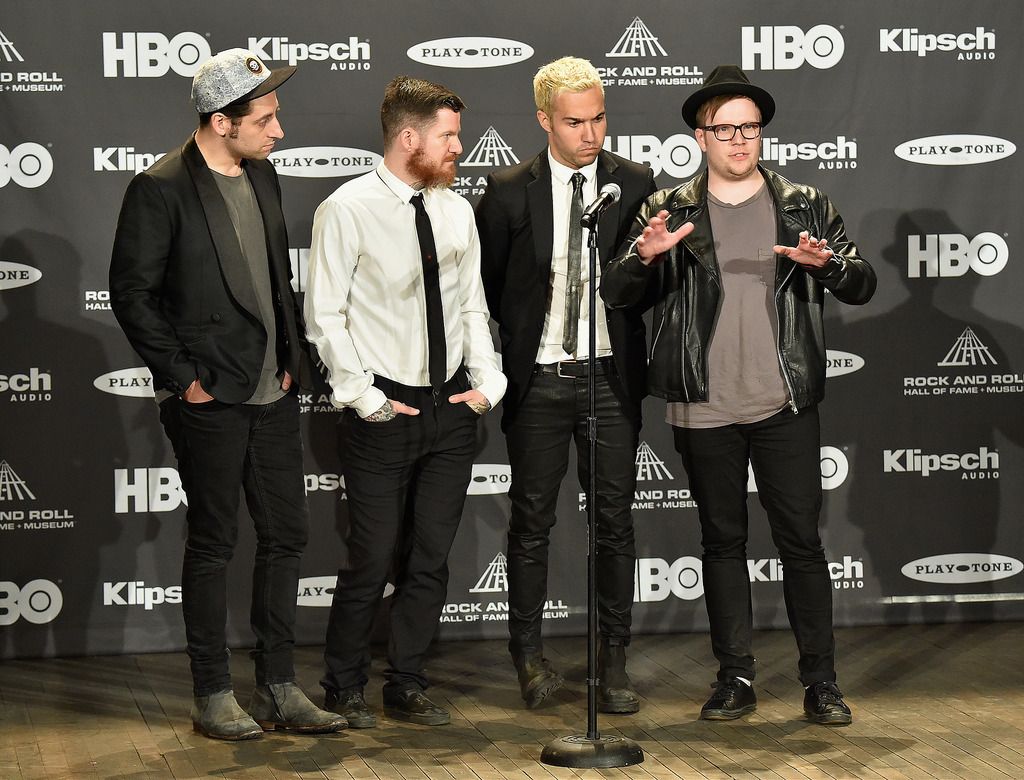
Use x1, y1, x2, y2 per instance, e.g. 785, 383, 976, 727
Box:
602, 166, 876, 410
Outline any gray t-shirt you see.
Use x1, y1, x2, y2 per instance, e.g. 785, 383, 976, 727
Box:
212, 169, 286, 405
667, 182, 789, 428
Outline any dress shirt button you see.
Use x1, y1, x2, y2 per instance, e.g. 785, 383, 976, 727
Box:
211, 313, 221, 322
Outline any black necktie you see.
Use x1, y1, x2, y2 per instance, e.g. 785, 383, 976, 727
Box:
411, 193, 447, 393
562, 172, 585, 355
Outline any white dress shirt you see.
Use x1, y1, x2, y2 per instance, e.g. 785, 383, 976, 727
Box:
536, 151, 613, 363
305, 161, 506, 418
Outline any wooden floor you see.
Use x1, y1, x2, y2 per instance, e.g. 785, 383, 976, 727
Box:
3, 623, 1023, 779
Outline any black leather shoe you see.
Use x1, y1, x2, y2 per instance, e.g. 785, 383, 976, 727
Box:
383, 689, 450, 726
514, 654, 564, 709
191, 690, 263, 740
597, 642, 640, 714
700, 678, 757, 720
325, 687, 377, 729
804, 681, 852, 726
247, 682, 347, 733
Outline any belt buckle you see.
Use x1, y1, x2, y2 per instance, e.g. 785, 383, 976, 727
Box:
556, 361, 576, 379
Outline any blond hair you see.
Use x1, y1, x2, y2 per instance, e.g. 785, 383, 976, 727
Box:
533, 56, 604, 117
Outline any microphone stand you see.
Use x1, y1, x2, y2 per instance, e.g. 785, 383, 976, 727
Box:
541, 209, 644, 769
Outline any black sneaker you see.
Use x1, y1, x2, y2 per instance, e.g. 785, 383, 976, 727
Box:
803, 681, 852, 726
325, 687, 377, 729
700, 678, 757, 720
383, 689, 450, 726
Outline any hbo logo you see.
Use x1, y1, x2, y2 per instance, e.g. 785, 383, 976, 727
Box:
0, 579, 63, 625
0, 143, 54, 189
102, 32, 211, 77
634, 556, 704, 602
908, 233, 1009, 278
742, 25, 845, 70
603, 134, 703, 179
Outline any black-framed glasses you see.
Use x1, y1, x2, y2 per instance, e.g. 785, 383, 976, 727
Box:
701, 122, 763, 142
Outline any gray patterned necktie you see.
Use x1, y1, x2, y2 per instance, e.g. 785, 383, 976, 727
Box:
562, 171, 585, 355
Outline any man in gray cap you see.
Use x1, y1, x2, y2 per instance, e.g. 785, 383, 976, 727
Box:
110, 49, 345, 740
603, 65, 875, 726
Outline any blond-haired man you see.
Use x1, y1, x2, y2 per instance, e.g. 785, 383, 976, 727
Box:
476, 57, 655, 712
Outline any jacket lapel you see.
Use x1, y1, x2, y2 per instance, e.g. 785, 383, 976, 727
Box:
182, 136, 261, 321
526, 153, 554, 276
595, 151, 622, 266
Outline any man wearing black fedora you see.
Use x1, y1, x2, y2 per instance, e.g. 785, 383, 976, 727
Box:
602, 65, 875, 725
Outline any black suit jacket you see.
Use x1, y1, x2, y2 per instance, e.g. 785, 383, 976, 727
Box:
110, 136, 305, 404
475, 150, 656, 429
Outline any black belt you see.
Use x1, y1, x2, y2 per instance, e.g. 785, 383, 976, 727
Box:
534, 357, 616, 379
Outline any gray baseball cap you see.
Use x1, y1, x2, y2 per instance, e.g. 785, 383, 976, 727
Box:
191, 48, 296, 113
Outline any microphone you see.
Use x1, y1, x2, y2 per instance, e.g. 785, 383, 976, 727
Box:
579, 183, 621, 229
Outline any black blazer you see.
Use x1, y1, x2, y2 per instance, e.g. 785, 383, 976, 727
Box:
110, 136, 305, 404
475, 150, 656, 429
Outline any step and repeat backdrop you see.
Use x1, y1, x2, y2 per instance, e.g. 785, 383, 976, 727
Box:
2, 1, 1023, 660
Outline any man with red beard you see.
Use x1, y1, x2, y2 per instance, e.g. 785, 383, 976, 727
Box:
305, 76, 505, 728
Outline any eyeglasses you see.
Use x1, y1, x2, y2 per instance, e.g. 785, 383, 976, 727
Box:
701, 122, 763, 142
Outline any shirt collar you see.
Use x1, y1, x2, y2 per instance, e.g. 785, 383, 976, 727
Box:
377, 160, 420, 204
547, 150, 599, 188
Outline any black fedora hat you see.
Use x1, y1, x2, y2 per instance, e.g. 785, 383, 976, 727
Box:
681, 64, 775, 130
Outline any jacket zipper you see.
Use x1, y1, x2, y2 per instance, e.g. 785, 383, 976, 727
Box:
774, 253, 799, 414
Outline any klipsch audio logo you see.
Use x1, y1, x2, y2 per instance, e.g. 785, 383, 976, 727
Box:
895, 135, 1015, 166
103, 581, 181, 610
761, 135, 857, 170
742, 25, 845, 70
0, 368, 52, 403
0, 579, 63, 625
603, 134, 702, 179
0, 261, 42, 291
102, 32, 210, 77
880, 27, 995, 60
902, 553, 1022, 584
883, 446, 999, 479
247, 36, 370, 70
598, 17, 701, 87
0, 143, 53, 188
407, 37, 533, 68
269, 147, 380, 178
907, 232, 1008, 278
93, 147, 165, 174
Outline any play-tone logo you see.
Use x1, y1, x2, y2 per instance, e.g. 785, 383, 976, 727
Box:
268, 146, 380, 178
0, 579, 63, 625
895, 135, 1015, 166
0, 261, 42, 290
907, 232, 1008, 278
606, 17, 667, 57
0, 142, 53, 188
826, 349, 864, 378
742, 25, 844, 70
467, 464, 511, 495
603, 134, 702, 179
93, 367, 154, 398
407, 37, 533, 68
102, 32, 209, 77
462, 127, 519, 168
901, 553, 1023, 584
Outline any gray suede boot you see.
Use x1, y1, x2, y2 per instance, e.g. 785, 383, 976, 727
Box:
191, 690, 263, 740
247, 682, 347, 733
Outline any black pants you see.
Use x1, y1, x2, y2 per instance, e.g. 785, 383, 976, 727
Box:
505, 367, 639, 658
321, 372, 479, 697
160, 392, 308, 696
673, 405, 836, 687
